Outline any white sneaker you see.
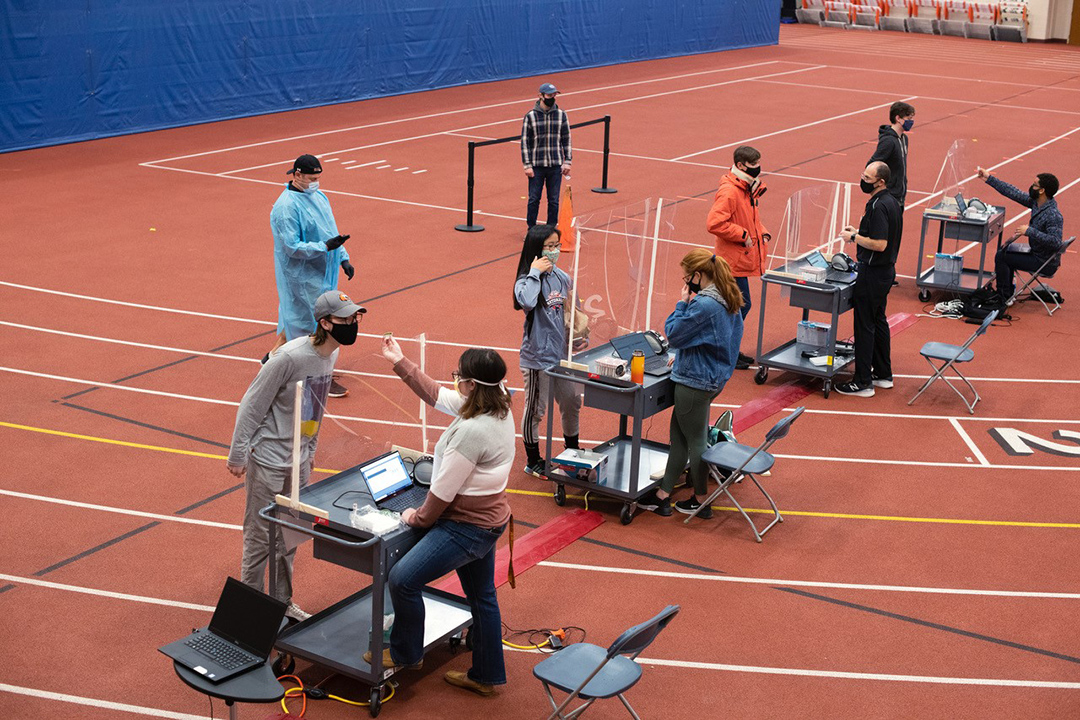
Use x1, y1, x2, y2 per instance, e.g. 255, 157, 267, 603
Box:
285, 602, 311, 622
871, 376, 894, 389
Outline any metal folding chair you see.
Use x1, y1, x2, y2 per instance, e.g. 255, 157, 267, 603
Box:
533, 605, 680, 720
684, 407, 806, 542
908, 309, 998, 414
1007, 236, 1073, 316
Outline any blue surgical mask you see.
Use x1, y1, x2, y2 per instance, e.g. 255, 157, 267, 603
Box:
304, 181, 320, 193
543, 249, 560, 266
902, 118, 914, 132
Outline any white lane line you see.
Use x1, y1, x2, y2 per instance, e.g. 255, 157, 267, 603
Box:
355, 159, 386, 167
0, 489, 242, 530
904, 125, 1080, 212
140, 60, 785, 164
209, 65, 825, 176
674, 96, 917, 161
949, 418, 991, 466
537, 560, 1080, 598
0, 573, 214, 611
376, 164, 393, 169
771, 453, 1080, 472
323, 157, 339, 161
0, 684, 210, 720
339, 159, 355, 165
760, 79, 1080, 117
394, 167, 410, 172
632, 659, 1080, 689
501, 646, 1080, 688
412, 169, 427, 174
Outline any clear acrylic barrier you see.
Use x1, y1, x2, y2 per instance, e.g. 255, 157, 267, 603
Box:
307, 334, 425, 485
568, 198, 679, 354
768, 182, 852, 274
930, 139, 978, 213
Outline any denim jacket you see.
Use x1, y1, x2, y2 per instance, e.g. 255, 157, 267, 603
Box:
664, 284, 743, 393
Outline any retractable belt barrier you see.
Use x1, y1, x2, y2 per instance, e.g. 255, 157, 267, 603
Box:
454, 115, 617, 232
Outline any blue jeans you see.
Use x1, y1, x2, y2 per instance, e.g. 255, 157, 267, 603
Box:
527, 165, 563, 227
735, 276, 752, 320
388, 519, 507, 685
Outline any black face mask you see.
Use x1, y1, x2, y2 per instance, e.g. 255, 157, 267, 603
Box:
542, 97, 555, 108
327, 320, 358, 346
743, 165, 762, 178
860, 179, 877, 195
1029, 186, 1041, 201
686, 277, 702, 294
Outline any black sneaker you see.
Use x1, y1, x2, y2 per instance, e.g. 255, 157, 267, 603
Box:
871, 375, 894, 389
637, 490, 672, 517
328, 379, 349, 398
522, 461, 547, 479
675, 497, 713, 519
835, 381, 874, 397
735, 352, 754, 370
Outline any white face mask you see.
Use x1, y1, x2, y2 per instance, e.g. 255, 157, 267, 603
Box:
303, 181, 320, 193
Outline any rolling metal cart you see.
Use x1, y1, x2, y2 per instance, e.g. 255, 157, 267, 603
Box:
542, 341, 674, 525
754, 261, 857, 399
261, 465, 473, 717
915, 203, 1005, 302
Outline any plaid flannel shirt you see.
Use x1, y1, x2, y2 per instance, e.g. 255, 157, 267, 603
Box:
521, 102, 572, 169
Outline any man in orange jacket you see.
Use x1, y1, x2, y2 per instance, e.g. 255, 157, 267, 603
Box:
707, 145, 770, 369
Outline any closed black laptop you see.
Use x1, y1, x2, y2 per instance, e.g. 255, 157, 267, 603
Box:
159, 577, 286, 683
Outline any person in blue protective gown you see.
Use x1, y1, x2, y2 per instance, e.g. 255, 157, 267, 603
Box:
268, 154, 355, 397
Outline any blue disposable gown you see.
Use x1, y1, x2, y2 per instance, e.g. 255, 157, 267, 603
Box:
270, 185, 352, 340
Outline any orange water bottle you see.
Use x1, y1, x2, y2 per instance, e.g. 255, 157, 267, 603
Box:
630, 349, 645, 384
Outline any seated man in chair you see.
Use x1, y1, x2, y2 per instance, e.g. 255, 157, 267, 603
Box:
976, 167, 1064, 304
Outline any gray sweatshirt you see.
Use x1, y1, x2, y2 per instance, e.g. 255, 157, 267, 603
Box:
228, 337, 337, 470
515, 265, 571, 370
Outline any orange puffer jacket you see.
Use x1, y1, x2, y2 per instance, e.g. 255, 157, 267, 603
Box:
706, 172, 769, 278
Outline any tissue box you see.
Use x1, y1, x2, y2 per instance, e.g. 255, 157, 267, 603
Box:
802, 266, 827, 283
552, 449, 609, 485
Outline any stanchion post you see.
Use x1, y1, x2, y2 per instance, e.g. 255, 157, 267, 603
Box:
455, 141, 485, 232
592, 115, 617, 194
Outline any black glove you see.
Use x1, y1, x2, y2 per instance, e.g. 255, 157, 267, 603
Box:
325, 234, 350, 251
341, 260, 355, 280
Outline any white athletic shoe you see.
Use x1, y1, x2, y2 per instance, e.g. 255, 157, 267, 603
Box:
285, 602, 311, 622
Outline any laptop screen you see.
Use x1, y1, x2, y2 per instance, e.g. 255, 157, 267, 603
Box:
208, 577, 287, 657
610, 333, 653, 360
360, 451, 414, 502
804, 251, 828, 269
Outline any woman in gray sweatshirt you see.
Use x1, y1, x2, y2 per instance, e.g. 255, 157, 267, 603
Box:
512, 224, 583, 476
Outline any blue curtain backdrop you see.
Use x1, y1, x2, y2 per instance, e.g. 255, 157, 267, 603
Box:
1, 0, 779, 152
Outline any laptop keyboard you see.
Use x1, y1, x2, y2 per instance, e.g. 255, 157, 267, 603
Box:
380, 486, 428, 513
186, 633, 256, 670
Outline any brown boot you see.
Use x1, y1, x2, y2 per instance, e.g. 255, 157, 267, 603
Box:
363, 648, 422, 670
444, 670, 497, 697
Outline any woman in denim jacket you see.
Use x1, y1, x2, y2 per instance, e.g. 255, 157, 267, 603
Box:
638, 249, 744, 518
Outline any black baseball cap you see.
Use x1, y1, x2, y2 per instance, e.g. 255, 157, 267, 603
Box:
288, 154, 322, 175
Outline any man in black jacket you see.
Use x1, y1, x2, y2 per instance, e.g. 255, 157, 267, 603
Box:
867, 101, 915, 274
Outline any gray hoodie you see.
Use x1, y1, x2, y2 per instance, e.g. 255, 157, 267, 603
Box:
515, 265, 572, 370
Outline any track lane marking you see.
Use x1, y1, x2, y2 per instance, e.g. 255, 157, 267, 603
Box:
950, 418, 990, 466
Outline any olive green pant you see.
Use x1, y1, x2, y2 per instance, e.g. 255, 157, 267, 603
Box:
660, 384, 718, 496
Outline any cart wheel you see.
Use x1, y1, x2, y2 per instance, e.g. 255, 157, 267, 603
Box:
754, 366, 768, 385
823, 380, 832, 399
271, 652, 295, 677
918, 288, 931, 302
553, 484, 566, 506
620, 504, 634, 525
369, 686, 382, 717
449, 633, 462, 653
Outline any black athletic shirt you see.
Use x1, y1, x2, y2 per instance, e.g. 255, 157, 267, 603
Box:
856, 191, 902, 267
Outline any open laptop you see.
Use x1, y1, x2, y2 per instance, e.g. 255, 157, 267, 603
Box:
610, 333, 671, 377
360, 450, 428, 513
804, 250, 857, 283
159, 577, 286, 683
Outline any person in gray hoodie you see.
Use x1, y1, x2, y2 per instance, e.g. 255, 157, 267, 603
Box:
513, 224, 583, 476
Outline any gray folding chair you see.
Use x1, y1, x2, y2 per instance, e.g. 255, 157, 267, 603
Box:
685, 407, 806, 542
908, 309, 998, 414
533, 605, 680, 720
1007, 236, 1073, 316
